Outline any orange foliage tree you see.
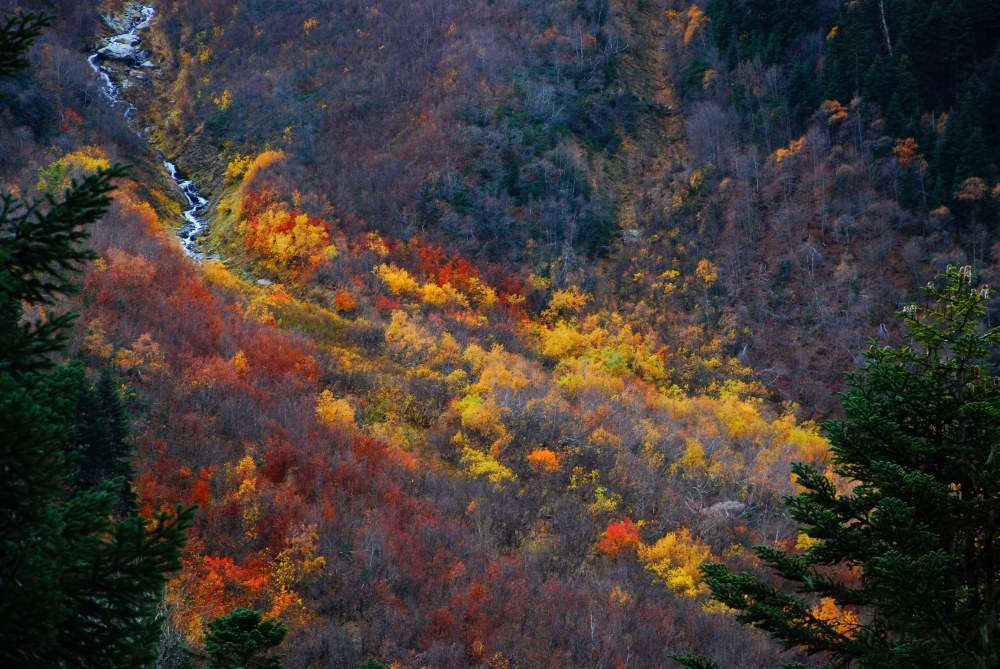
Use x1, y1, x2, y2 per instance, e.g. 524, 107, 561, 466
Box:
595, 518, 641, 558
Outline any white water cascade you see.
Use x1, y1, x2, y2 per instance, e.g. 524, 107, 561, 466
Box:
163, 161, 209, 258
88, 3, 210, 259
86, 4, 154, 121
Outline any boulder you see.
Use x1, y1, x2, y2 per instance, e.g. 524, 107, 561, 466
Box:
112, 34, 141, 46
701, 500, 746, 517
256, 279, 273, 287
98, 41, 139, 62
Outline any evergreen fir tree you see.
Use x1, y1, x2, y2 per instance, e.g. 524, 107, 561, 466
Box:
65, 366, 131, 488
675, 265, 1000, 669
0, 12, 192, 668
0, 10, 50, 78
63, 365, 137, 513
788, 60, 819, 118
977, 49, 1000, 161
957, 128, 993, 183
199, 608, 288, 669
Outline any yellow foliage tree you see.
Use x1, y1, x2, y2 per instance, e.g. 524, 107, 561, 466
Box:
244, 204, 336, 277
774, 136, 807, 164
374, 263, 420, 296
462, 343, 489, 371
684, 4, 709, 45
695, 259, 718, 287
539, 322, 595, 360
384, 310, 436, 362
225, 153, 254, 183
36, 146, 111, 192
420, 281, 450, 307
364, 231, 390, 256
465, 276, 498, 310
468, 345, 533, 398
213, 88, 232, 110
243, 149, 285, 185
638, 528, 714, 598
460, 445, 516, 483
541, 285, 590, 324
231, 454, 261, 537
384, 310, 459, 367
892, 137, 921, 166
231, 350, 249, 375
315, 389, 355, 428
273, 524, 326, 590
455, 393, 507, 439
114, 333, 167, 379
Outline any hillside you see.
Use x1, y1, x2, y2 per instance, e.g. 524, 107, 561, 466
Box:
2, 0, 999, 667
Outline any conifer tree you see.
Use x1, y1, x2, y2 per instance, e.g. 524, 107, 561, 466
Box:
0, 12, 192, 668
199, 608, 288, 669
676, 265, 1000, 669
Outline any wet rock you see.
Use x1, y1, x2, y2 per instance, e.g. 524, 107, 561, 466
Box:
98, 41, 139, 62
112, 34, 141, 46
141, 60, 155, 68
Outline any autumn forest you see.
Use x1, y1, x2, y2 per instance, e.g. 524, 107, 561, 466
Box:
2, 1, 1000, 667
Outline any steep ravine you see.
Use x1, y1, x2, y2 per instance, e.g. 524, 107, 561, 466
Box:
88, 3, 211, 259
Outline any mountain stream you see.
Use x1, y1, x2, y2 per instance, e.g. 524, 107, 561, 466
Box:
88, 3, 210, 259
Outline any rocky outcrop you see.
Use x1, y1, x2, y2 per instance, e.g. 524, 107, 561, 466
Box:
98, 41, 140, 62
112, 34, 141, 46
101, 3, 151, 34
95, 2, 154, 63
90, 3, 155, 93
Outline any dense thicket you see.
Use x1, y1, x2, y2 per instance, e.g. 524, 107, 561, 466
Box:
6, 0, 1000, 666
150, 0, 634, 261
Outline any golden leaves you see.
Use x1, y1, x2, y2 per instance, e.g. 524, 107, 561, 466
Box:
638, 528, 713, 598
315, 389, 356, 429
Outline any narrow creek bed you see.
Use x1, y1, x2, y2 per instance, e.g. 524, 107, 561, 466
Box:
88, 3, 210, 260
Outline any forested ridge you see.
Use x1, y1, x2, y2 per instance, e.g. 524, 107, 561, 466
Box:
1, 0, 999, 667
